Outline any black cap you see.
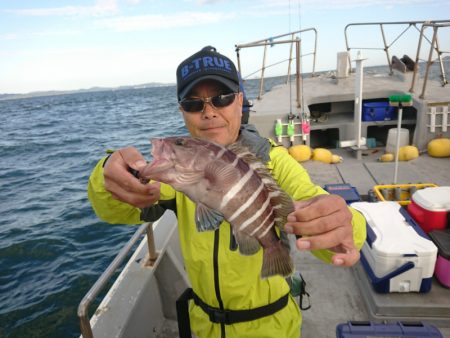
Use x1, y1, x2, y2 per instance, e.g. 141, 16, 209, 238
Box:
176, 46, 240, 101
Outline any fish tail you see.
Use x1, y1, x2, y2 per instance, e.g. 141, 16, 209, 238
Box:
261, 241, 293, 278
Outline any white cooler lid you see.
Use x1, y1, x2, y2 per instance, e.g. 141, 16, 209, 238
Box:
412, 186, 450, 211
351, 201, 437, 258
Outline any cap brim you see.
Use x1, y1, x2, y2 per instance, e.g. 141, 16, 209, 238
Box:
178, 75, 239, 101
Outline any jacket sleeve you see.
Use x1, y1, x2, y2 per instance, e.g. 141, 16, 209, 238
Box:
87, 157, 143, 224
268, 145, 366, 263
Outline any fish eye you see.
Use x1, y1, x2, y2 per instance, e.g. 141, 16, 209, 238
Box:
175, 138, 185, 146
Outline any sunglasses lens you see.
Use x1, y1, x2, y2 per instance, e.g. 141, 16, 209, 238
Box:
180, 93, 237, 112
180, 99, 204, 112
212, 93, 236, 108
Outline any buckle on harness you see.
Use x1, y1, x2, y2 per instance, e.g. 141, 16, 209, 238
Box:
288, 272, 311, 311
209, 309, 231, 324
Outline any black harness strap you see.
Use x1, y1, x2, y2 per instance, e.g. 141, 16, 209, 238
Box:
176, 288, 290, 337
176, 288, 194, 338
192, 291, 289, 325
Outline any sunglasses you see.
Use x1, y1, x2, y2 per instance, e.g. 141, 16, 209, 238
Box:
179, 92, 237, 113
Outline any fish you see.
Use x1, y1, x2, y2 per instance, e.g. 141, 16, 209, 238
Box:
140, 136, 294, 278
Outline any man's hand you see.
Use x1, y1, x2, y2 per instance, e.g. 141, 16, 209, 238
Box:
285, 194, 360, 267
103, 147, 160, 208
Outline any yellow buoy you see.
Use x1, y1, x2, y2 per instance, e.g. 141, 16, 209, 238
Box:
311, 148, 333, 164
427, 138, 450, 158
379, 153, 394, 162
331, 154, 343, 164
288, 144, 312, 162
398, 145, 419, 161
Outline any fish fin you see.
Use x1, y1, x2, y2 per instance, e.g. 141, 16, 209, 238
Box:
234, 231, 261, 255
204, 160, 239, 188
269, 190, 295, 231
177, 170, 204, 184
195, 203, 223, 232
227, 142, 267, 172
261, 240, 293, 278
279, 230, 291, 251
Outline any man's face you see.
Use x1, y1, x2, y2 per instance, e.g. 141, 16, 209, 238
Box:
180, 80, 243, 146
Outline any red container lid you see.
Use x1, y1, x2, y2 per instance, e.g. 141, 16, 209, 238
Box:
429, 229, 450, 260
411, 186, 450, 211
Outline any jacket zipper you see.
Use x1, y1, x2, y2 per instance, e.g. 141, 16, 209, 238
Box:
213, 229, 226, 338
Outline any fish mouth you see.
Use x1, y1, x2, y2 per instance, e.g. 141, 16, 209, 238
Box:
145, 157, 173, 173
140, 139, 175, 178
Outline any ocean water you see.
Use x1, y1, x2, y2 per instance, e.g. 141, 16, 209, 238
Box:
0, 77, 287, 337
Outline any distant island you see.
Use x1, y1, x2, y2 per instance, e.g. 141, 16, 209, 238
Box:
0, 82, 175, 101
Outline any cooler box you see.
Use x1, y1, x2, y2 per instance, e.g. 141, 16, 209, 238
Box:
428, 229, 450, 288
407, 186, 450, 233
362, 101, 395, 121
351, 201, 437, 293
324, 184, 361, 204
336, 321, 443, 338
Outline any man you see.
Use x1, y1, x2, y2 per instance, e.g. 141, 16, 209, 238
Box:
88, 46, 366, 338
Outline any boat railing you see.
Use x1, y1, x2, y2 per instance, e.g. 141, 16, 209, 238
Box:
77, 222, 158, 338
235, 28, 317, 104
410, 22, 450, 99
345, 20, 450, 99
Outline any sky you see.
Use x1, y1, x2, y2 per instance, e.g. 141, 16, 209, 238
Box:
1, 0, 449, 94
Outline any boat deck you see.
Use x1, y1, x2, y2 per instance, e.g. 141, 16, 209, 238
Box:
303, 148, 450, 196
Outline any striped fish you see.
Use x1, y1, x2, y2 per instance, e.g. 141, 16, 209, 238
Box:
140, 136, 294, 278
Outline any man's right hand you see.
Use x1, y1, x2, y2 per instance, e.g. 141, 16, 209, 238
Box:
103, 147, 160, 208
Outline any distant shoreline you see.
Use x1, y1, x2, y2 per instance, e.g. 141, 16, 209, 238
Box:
0, 82, 175, 101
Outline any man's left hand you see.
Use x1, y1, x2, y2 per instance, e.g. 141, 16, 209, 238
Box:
285, 194, 360, 267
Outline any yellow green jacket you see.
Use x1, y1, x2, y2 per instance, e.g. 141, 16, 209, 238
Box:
88, 135, 366, 338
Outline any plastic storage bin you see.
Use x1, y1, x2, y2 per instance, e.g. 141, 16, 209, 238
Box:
385, 128, 409, 154
428, 229, 450, 288
336, 321, 443, 338
362, 101, 395, 121
324, 184, 361, 204
351, 201, 437, 293
407, 186, 450, 233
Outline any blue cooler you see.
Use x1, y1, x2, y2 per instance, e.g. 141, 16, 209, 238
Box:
362, 102, 395, 121
324, 184, 361, 204
336, 321, 443, 338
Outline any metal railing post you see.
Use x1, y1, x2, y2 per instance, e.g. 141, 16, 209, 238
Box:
146, 224, 158, 266
434, 34, 448, 86
286, 33, 294, 84
236, 48, 242, 76
258, 43, 268, 100
420, 26, 439, 99
344, 24, 352, 73
312, 30, 318, 76
296, 39, 301, 109
409, 25, 426, 93
379, 24, 392, 75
